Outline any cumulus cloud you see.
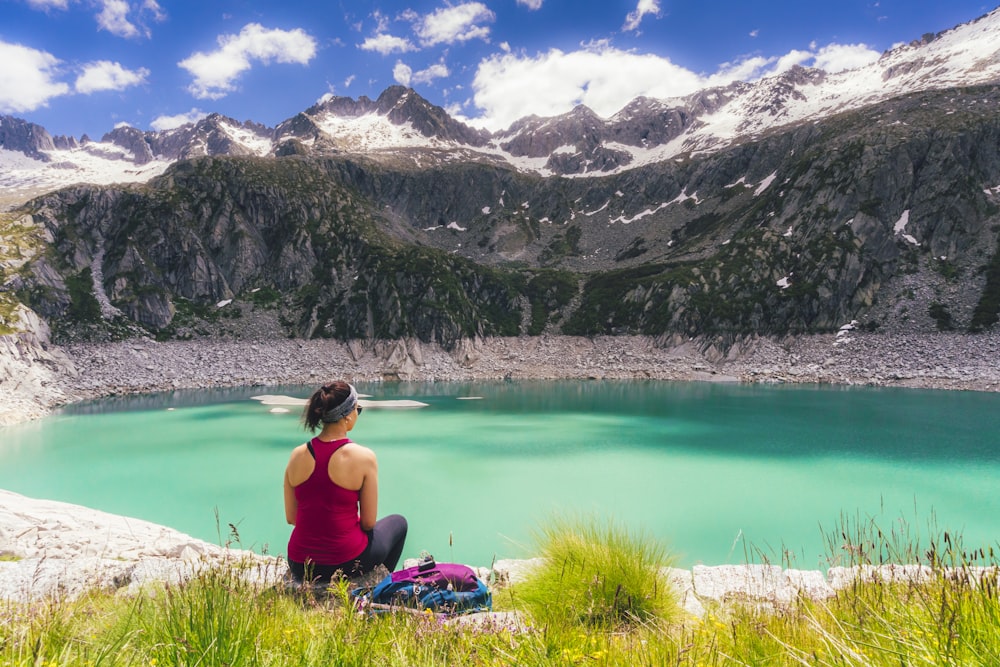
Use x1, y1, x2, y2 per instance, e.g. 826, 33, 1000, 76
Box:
623, 0, 661, 32
150, 108, 206, 131
97, 0, 138, 37
0, 40, 70, 113
359, 33, 415, 55
469, 45, 703, 130
74, 60, 148, 93
415, 2, 495, 46
95, 0, 165, 38
467, 39, 884, 131
178, 23, 317, 99
516, 0, 543, 9
394, 59, 451, 87
812, 43, 881, 72
393, 61, 413, 86
412, 62, 450, 85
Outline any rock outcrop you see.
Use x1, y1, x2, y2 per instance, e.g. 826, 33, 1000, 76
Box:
0, 305, 74, 425
0, 489, 284, 602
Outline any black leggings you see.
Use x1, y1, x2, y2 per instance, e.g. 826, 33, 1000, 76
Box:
289, 514, 408, 583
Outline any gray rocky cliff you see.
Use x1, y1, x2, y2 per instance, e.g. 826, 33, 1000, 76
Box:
0, 116, 57, 161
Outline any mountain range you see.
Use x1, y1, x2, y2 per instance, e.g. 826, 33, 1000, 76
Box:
2, 7, 1000, 350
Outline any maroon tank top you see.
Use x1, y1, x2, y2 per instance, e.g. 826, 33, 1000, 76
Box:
287, 437, 368, 565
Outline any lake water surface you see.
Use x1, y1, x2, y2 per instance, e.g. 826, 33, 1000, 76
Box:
2, 380, 999, 569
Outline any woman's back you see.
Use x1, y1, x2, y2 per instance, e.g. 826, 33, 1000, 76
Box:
287, 437, 368, 565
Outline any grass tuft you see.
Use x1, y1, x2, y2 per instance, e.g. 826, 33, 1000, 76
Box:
510, 513, 679, 629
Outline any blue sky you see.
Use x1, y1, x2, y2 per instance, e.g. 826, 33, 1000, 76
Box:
0, 0, 996, 138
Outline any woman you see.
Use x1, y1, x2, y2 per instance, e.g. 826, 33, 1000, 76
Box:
284, 380, 407, 583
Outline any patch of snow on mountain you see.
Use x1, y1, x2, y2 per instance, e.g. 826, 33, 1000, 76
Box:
893, 210, 911, 234
754, 172, 778, 196
219, 122, 273, 156
609, 202, 669, 224
551, 144, 577, 155
725, 177, 747, 188
446, 221, 467, 231
893, 209, 920, 245
313, 112, 453, 151
482, 148, 554, 175
670, 189, 702, 205
777, 276, 791, 289
584, 200, 610, 216
1, 144, 171, 207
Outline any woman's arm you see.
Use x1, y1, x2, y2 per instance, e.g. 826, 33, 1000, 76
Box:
283, 468, 297, 525
358, 450, 379, 532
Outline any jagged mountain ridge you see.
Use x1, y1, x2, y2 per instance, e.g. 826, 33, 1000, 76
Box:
2, 4, 1000, 203
6, 82, 1000, 348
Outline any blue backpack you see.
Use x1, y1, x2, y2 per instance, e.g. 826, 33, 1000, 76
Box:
354, 558, 492, 615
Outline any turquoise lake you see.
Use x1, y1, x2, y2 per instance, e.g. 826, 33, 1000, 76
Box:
2, 380, 999, 569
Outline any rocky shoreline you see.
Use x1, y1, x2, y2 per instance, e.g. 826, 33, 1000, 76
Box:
3, 330, 997, 427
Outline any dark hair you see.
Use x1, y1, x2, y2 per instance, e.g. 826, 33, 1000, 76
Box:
303, 380, 353, 432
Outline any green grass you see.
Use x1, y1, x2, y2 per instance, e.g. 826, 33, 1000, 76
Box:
4, 515, 1000, 666
508, 514, 678, 629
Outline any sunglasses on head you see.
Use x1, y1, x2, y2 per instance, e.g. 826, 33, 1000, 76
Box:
356, 405, 363, 415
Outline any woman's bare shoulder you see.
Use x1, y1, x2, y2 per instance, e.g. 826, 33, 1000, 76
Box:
342, 441, 377, 460
287, 441, 312, 463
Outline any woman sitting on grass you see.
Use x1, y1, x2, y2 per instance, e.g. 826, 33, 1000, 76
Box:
284, 380, 407, 583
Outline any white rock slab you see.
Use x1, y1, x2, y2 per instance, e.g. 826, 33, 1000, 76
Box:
0, 489, 285, 602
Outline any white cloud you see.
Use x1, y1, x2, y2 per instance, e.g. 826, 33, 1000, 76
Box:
97, 0, 139, 37
95, 0, 164, 38
150, 108, 206, 131
516, 0, 543, 9
25, 0, 69, 8
393, 61, 413, 86
411, 62, 450, 85
344, 74, 356, 87
0, 40, 70, 113
467, 39, 884, 131
178, 23, 317, 99
142, 0, 165, 21
415, 2, 495, 46
359, 33, 415, 55
623, 0, 661, 32
469, 45, 704, 131
24, 0, 165, 38
749, 29, 759, 38
812, 43, 880, 73
75, 60, 148, 93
